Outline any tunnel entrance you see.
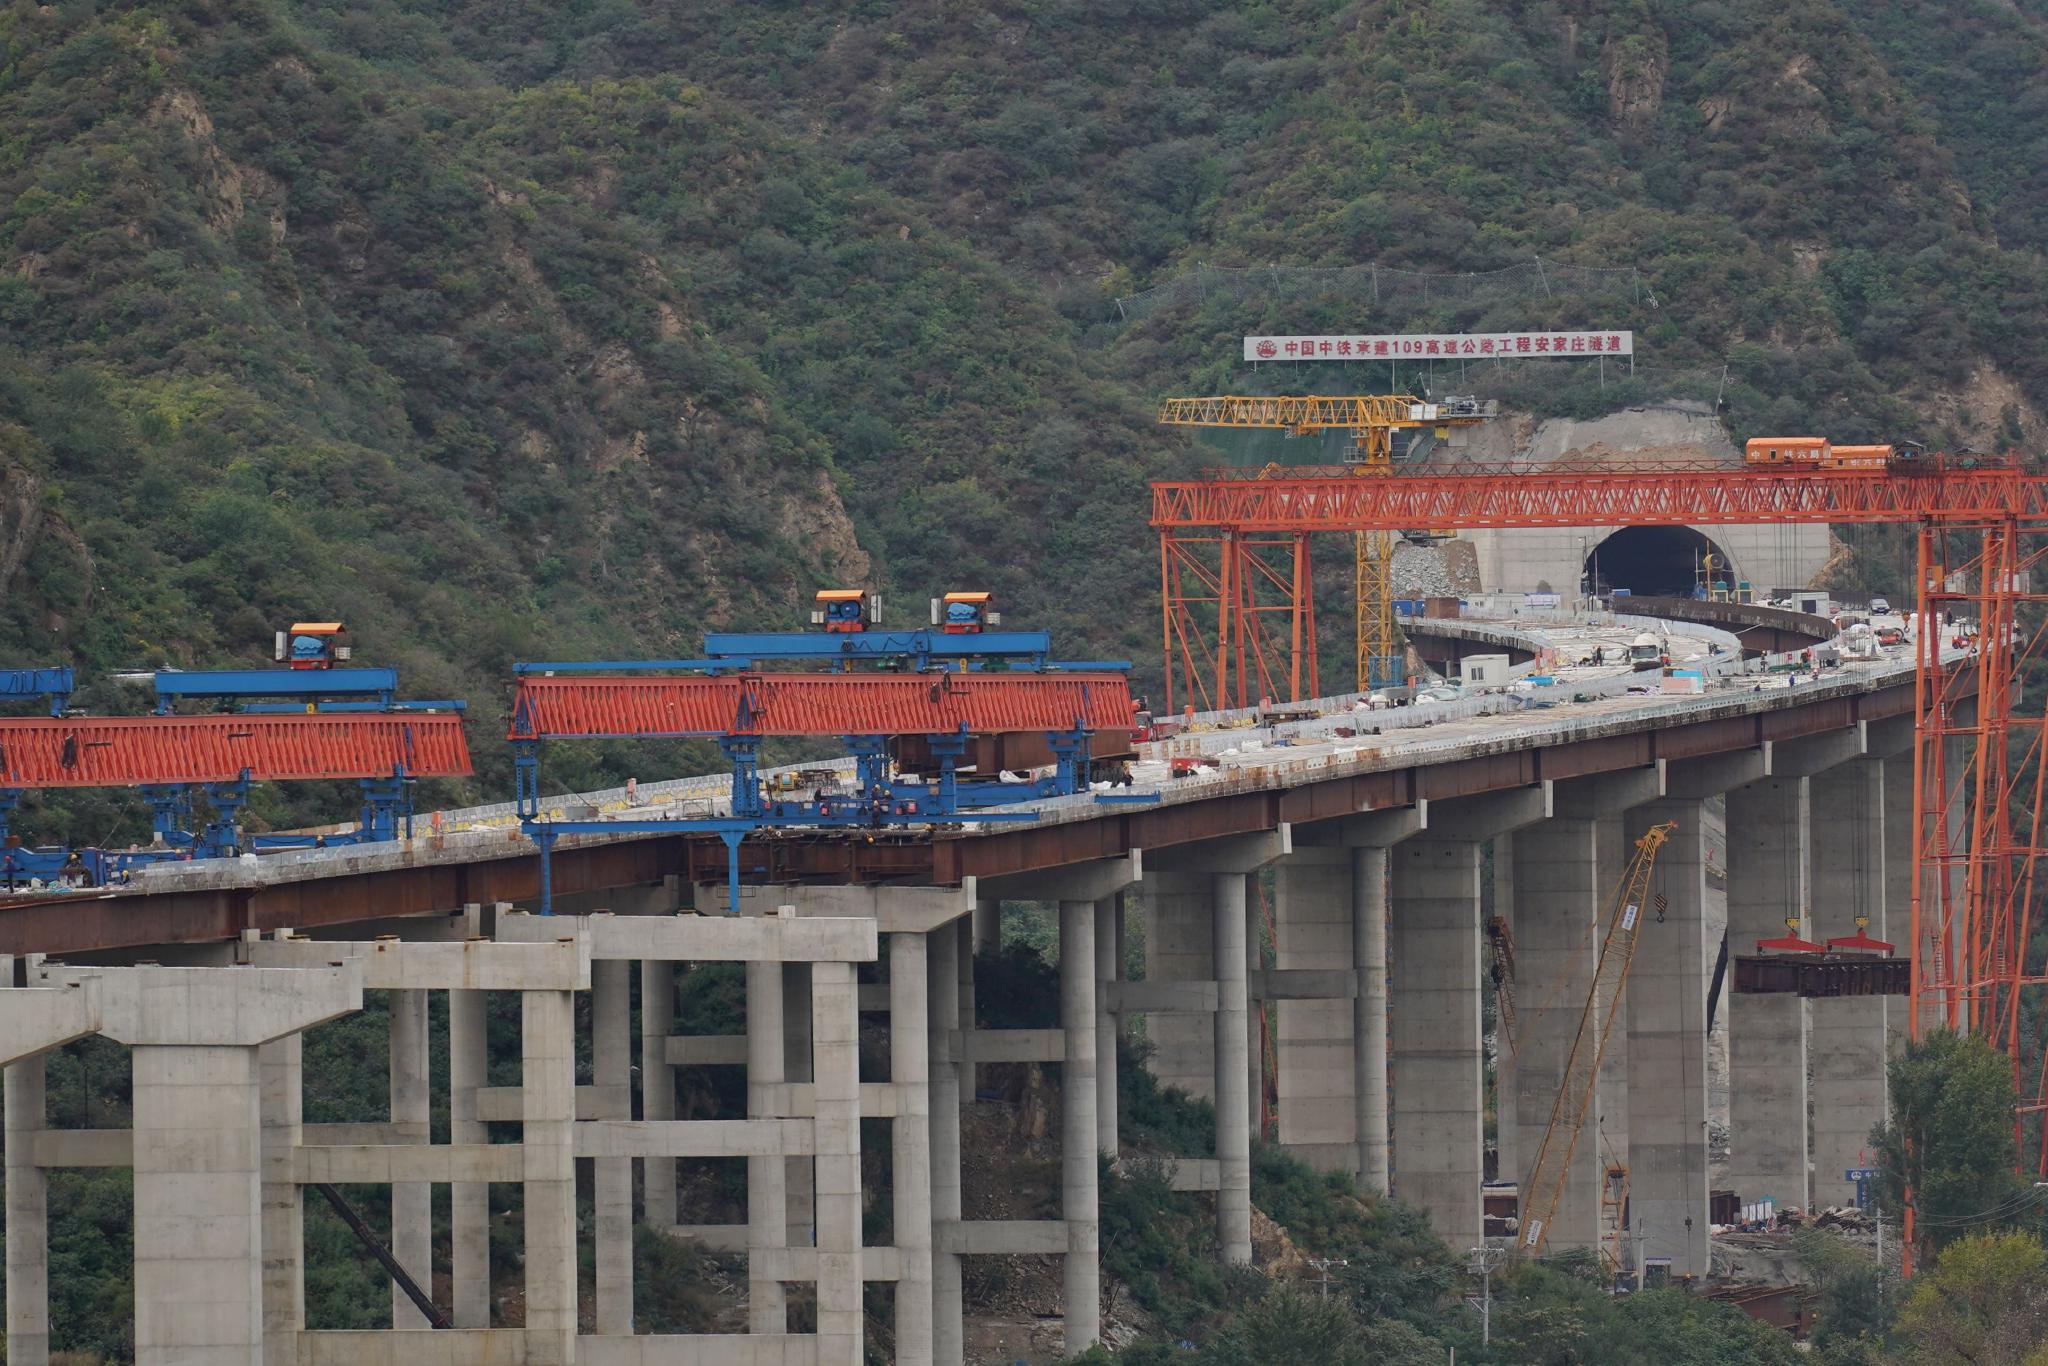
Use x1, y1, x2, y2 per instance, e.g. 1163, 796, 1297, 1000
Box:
1585, 526, 1735, 598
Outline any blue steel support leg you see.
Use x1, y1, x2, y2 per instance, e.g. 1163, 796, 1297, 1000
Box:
927, 731, 968, 816
719, 829, 745, 916
848, 736, 890, 801
199, 772, 253, 860
0, 789, 17, 888
513, 742, 541, 821
358, 770, 409, 843
536, 829, 558, 916
140, 785, 195, 848
721, 737, 765, 820
1047, 728, 1094, 796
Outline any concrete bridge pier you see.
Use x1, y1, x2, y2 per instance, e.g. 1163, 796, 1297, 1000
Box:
746, 957, 791, 1334
1724, 765, 1810, 1213
1393, 785, 1551, 1249
2, 959, 103, 1366
1511, 767, 1665, 1254
1809, 758, 1887, 1208
1624, 795, 1713, 1280
1141, 833, 1289, 1265
1272, 804, 1427, 1192
983, 854, 1142, 1350
109, 965, 364, 1365
387, 986, 432, 1330
928, 914, 966, 1366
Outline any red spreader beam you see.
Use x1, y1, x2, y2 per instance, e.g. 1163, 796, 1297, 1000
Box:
509, 673, 1136, 741
1152, 467, 2048, 532
0, 714, 472, 789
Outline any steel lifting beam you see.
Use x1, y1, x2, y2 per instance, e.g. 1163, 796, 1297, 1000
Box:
1151, 467, 2048, 531
508, 672, 1135, 741
0, 669, 73, 716
0, 714, 472, 789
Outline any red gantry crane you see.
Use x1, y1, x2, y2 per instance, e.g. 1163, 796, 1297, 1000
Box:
1147, 448, 2048, 1266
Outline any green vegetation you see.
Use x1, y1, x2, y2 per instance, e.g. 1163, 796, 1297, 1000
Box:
1873, 1030, 2044, 1261
3, 0, 2047, 841
1894, 1231, 2048, 1366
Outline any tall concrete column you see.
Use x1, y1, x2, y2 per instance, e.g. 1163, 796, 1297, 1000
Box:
1390, 839, 1485, 1247
524, 985, 579, 1365
929, 919, 966, 1366
1244, 885, 1265, 1148
1810, 759, 1888, 1208
259, 1035, 304, 1359
104, 964, 358, 1366
641, 959, 678, 1229
6, 1054, 49, 1366
1355, 845, 1391, 1194
957, 912, 978, 1104
448, 987, 490, 1328
1097, 896, 1121, 1157
132, 1044, 268, 1363
1141, 870, 1219, 1100
968, 897, 997, 1096
387, 988, 431, 1329
811, 960, 865, 1366
891, 932, 935, 1364
972, 897, 1001, 957
592, 958, 634, 1333
1511, 819, 1608, 1249
1212, 874, 1255, 1263
1491, 833, 1516, 1189
1724, 777, 1810, 1211
1883, 750, 1912, 1051
1626, 801, 1711, 1279
747, 959, 789, 1332
783, 961, 817, 1250
1060, 900, 1103, 1342
1273, 843, 1363, 1173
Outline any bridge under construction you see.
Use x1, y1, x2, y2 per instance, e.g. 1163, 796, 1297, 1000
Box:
1, 451, 2043, 1365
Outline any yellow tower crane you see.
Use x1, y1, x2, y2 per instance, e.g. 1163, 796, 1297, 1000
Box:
1157, 395, 1496, 689
1517, 821, 1676, 1274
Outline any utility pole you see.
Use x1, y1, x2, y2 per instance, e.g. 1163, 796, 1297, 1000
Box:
1306, 1255, 1348, 1301
1469, 1245, 1506, 1345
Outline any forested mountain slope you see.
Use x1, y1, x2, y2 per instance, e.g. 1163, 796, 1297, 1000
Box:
3, 0, 2047, 821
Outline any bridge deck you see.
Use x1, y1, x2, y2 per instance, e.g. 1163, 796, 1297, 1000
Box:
0, 639, 1917, 958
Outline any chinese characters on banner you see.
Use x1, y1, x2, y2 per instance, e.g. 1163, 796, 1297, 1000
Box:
1243, 331, 1634, 362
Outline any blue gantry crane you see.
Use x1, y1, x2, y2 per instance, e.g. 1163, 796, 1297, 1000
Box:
509, 589, 1150, 912
0, 624, 472, 890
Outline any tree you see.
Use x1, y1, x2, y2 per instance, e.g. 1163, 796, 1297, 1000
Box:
1873, 1030, 2033, 1258
1895, 1231, 2048, 1365
1192, 1286, 1383, 1366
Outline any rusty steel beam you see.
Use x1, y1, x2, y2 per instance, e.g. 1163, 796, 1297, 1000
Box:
1733, 955, 1912, 997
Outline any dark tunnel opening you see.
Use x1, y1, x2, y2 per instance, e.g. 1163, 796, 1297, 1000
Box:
1585, 526, 1735, 598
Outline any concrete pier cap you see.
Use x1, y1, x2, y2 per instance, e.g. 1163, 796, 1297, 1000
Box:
0, 972, 101, 1065
500, 908, 878, 964
1425, 781, 1553, 841
982, 849, 1143, 903
1155, 826, 1292, 875
1665, 744, 1772, 799
695, 881, 979, 935
35, 963, 364, 1048
1772, 723, 1869, 778
1553, 765, 1664, 819
246, 929, 592, 992
1295, 801, 1428, 847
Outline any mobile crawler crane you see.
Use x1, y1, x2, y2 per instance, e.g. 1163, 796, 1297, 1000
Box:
1518, 821, 1676, 1274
